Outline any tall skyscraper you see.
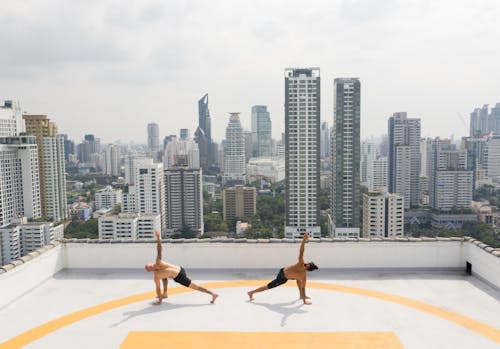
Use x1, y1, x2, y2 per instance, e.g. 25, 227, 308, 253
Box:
23, 114, 67, 221
428, 138, 472, 211
388, 112, 421, 209
243, 130, 253, 164
360, 140, 377, 189
134, 158, 166, 233
223, 113, 245, 185
320, 122, 331, 158
164, 137, 200, 169
104, 144, 120, 176
195, 94, 212, 171
284, 68, 321, 238
77, 134, 100, 163
60, 134, 75, 162
0, 136, 41, 227
0, 100, 24, 137
180, 128, 189, 140
332, 78, 361, 238
251, 105, 272, 157
147, 123, 160, 152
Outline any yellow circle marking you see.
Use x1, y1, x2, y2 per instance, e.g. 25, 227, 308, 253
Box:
1, 280, 499, 349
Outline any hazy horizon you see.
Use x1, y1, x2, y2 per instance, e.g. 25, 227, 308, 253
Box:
1, 0, 499, 144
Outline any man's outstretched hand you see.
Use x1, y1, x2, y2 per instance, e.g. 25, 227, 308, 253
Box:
154, 230, 161, 240
303, 232, 309, 240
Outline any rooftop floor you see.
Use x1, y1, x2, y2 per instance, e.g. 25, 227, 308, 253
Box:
1, 269, 499, 349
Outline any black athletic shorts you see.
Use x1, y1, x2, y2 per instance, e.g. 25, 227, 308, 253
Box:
267, 268, 288, 289
173, 267, 192, 287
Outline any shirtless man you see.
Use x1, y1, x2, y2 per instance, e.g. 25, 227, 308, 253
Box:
145, 231, 218, 305
247, 233, 318, 305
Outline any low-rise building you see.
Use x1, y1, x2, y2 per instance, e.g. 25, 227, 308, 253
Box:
98, 213, 161, 240
222, 186, 256, 223
0, 221, 63, 265
95, 186, 123, 210
362, 192, 404, 238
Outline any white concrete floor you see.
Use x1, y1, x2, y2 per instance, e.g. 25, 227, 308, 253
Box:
1, 269, 499, 349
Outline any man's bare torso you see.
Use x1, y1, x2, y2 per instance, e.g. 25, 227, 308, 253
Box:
284, 262, 306, 281
153, 260, 181, 279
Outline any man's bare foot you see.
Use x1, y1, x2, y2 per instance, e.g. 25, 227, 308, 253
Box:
162, 294, 168, 299
303, 301, 312, 305
247, 291, 254, 301
152, 300, 162, 305
210, 293, 219, 304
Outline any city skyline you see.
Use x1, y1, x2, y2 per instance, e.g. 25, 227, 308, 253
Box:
1, 1, 499, 144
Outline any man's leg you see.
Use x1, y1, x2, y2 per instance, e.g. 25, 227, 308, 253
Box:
188, 282, 218, 304
162, 278, 169, 299
247, 285, 269, 301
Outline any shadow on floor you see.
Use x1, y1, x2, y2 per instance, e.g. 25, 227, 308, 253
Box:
249, 299, 308, 327
111, 302, 211, 327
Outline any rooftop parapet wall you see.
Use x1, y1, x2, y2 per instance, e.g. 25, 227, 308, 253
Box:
63, 239, 465, 270
1, 238, 499, 309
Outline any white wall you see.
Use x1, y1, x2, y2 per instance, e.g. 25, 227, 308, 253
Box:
64, 241, 464, 270
463, 242, 500, 289
0, 245, 64, 309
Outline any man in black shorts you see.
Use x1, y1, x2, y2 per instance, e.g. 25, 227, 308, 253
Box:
145, 231, 218, 305
248, 233, 318, 304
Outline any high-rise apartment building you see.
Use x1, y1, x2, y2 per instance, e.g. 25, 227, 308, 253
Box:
372, 157, 388, 192
0, 136, 41, 227
362, 192, 404, 238
134, 158, 166, 233
284, 68, 321, 238
483, 133, 500, 182
332, 78, 361, 238
165, 167, 203, 236
104, 144, 120, 176
195, 94, 212, 171
320, 122, 331, 158
388, 112, 421, 209
429, 138, 472, 211
222, 185, 256, 223
251, 105, 272, 157
470, 103, 500, 136
42, 136, 67, 222
23, 115, 67, 221
223, 113, 245, 184
0, 100, 24, 137
147, 123, 160, 152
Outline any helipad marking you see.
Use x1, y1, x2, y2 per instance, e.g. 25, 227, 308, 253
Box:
1, 280, 499, 348
119, 331, 404, 349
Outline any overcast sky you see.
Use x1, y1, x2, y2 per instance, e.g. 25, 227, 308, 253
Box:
1, 0, 499, 144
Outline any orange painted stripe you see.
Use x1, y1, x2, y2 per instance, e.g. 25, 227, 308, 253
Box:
119, 331, 404, 349
0, 280, 499, 349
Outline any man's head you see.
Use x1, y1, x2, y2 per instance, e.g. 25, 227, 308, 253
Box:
144, 263, 155, 272
305, 262, 319, 271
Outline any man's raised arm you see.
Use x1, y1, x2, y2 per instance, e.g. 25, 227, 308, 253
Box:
154, 230, 162, 262
298, 232, 309, 263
